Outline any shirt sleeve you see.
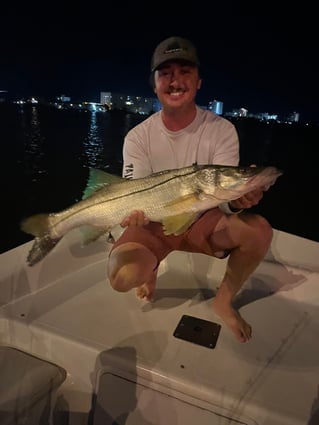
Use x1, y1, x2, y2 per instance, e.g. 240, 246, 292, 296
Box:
211, 120, 240, 166
122, 128, 152, 179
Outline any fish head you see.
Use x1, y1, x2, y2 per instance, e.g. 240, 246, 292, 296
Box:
195, 164, 283, 200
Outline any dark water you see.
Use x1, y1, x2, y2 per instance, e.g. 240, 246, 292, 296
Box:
1, 103, 318, 255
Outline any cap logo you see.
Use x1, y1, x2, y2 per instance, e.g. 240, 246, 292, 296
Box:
164, 42, 185, 55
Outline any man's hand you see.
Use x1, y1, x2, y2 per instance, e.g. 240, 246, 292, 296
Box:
229, 164, 266, 211
229, 187, 264, 210
120, 210, 150, 227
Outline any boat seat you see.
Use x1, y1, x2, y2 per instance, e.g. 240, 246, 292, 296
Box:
0, 346, 67, 425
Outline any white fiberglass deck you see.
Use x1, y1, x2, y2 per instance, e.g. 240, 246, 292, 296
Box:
0, 227, 318, 425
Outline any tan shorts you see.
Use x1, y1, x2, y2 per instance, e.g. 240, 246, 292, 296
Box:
110, 209, 231, 264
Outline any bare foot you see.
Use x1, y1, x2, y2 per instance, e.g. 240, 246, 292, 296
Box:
212, 299, 252, 343
135, 279, 157, 301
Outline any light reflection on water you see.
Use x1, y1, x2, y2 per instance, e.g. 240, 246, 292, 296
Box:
14, 106, 144, 184
1, 104, 145, 252
82, 111, 105, 168
79, 110, 144, 173
18, 106, 47, 182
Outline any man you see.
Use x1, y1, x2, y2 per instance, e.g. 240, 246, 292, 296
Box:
107, 36, 273, 343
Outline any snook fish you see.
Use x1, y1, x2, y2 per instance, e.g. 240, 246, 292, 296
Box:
21, 164, 282, 266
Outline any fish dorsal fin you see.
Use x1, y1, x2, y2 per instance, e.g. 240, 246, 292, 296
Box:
82, 168, 124, 199
162, 212, 199, 236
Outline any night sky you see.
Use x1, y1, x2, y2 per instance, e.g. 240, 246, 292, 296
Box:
1, 6, 317, 123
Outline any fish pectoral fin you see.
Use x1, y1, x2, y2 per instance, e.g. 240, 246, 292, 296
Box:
164, 193, 200, 208
80, 226, 109, 244
162, 212, 199, 236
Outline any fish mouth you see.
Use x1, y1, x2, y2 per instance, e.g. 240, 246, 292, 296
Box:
248, 167, 283, 190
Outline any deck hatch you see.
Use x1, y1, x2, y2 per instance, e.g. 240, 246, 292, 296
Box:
173, 314, 221, 348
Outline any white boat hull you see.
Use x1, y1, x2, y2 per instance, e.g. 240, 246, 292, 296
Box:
1, 227, 319, 424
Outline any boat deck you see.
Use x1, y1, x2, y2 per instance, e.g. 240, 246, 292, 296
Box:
0, 228, 319, 424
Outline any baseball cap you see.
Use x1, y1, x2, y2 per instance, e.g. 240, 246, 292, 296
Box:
150, 36, 200, 72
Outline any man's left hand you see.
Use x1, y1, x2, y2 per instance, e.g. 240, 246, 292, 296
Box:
229, 187, 264, 210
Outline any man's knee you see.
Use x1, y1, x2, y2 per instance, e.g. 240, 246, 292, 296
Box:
249, 213, 273, 240
107, 242, 157, 292
242, 213, 273, 253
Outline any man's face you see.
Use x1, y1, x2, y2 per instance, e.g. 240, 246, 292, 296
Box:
154, 61, 202, 110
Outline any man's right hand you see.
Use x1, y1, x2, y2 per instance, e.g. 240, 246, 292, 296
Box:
120, 210, 150, 227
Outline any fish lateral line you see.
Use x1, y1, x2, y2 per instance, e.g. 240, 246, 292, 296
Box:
80, 168, 200, 204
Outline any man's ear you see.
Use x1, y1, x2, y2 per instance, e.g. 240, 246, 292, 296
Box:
197, 78, 202, 90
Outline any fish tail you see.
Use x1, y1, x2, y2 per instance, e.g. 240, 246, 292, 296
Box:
21, 213, 51, 237
26, 235, 61, 266
21, 213, 61, 266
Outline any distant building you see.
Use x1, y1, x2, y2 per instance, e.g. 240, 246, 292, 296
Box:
208, 100, 223, 115
225, 107, 248, 118
287, 111, 300, 123
100, 92, 112, 109
56, 94, 71, 103
100, 92, 160, 114
254, 112, 279, 121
